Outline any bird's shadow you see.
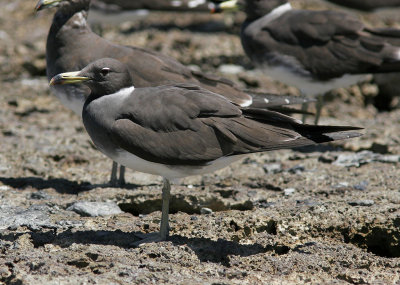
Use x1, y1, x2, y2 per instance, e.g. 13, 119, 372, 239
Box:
0, 176, 144, 194
1, 229, 285, 265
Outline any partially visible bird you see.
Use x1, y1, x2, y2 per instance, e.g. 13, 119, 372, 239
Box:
213, 0, 400, 123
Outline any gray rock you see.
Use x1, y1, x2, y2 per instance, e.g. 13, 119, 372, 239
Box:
353, 181, 369, 191
284, 188, 296, 196
288, 164, 306, 174
348, 200, 375, 207
333, 151, 400, 167
30, 191, 52, 200
67, 201, 123, 217
0, 204, 56, 231
263, 163, 283, 174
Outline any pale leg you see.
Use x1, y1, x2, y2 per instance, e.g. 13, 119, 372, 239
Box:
118, 165, 126, 186
160, 178, 171, 240
314, 95, 324, 125
132, 178, 171, 246
301, 102, 309, 123
110, 161, 118, 186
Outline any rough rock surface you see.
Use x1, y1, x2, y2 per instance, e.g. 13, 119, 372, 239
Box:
0, 0, 400, 284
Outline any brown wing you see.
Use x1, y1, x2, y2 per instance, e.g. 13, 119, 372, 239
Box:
110, 84, 362, 165
244, 9, 400, 79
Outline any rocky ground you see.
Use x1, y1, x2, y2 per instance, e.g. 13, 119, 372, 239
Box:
0, 0, 400, 284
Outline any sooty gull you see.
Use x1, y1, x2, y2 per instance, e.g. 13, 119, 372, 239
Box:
36, 0, 310, 186
324, 0, 400, 110
213, 0, 400, 123
50, 58, 362, 244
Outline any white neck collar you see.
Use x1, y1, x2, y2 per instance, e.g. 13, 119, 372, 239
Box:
265, 2, 292, 23
110, 86, 135, 98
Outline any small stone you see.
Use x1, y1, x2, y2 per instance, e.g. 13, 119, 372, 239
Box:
353, 181, 368, 191
67, 201, 123, 217
190, 216, 198, 221
0, 204, 56, 231
284, 188, 296, 196
369, 142, 389, 154
263, 163, 282, 174
218, 64, 244, 74
333, 151, 375, 167
200, 207, 213, 215
0, 186, 11, 191
348, 200, 374, 207
377, 155, 400, 164
30, 191, 52, 200
334, 182, 350, 188
318, 154, 335, 163
288, 165, 305, 174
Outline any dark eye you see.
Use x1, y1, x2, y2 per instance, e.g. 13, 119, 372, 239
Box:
100, 67, 110, 76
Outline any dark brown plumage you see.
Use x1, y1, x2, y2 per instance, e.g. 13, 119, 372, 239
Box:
36, 0, 308, 185
215, 0, 400, 123
50, 58, 362, 243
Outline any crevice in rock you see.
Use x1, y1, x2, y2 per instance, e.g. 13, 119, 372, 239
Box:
345, 227, 400, 258
256, 220, 277, 235
118, 194, 253, 216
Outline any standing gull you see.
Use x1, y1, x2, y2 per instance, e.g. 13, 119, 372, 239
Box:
36, 0, 309, 185
214, 0, 400, 123
50, 58, 362, 243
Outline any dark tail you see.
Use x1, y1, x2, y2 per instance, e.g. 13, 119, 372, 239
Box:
293, 124, 363, 143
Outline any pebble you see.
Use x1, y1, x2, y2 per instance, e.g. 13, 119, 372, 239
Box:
348, 200, 375, 207
284, 188, 296, 196
288, 165, 305, 174
333, 151, 400, 167
30, 191, 52, 200
67, 201, 123, 217
263, 163, 282, 174
0, 186, 11, 191
0, 204, 56, 231
200, 207, 213, 215
218, 64, 244, 74
353, 181, 369, 191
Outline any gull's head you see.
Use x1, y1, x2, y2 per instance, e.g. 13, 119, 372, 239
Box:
35, 0, 90, 12
50, 58, 133, 96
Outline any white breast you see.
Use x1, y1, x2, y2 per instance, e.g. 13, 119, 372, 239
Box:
111, 150, 245, 180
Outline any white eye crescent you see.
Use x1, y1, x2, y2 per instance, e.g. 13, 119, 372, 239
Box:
101, 67, 111, 76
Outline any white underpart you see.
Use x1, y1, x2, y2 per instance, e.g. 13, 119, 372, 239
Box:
51, 86, 86, 116
188, 0, 206, 8
264, 98, 269, 104
259, 63, 368, 97
395, 49, 400, 60
113, 150, 246, 180
171, 0, 182, 7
